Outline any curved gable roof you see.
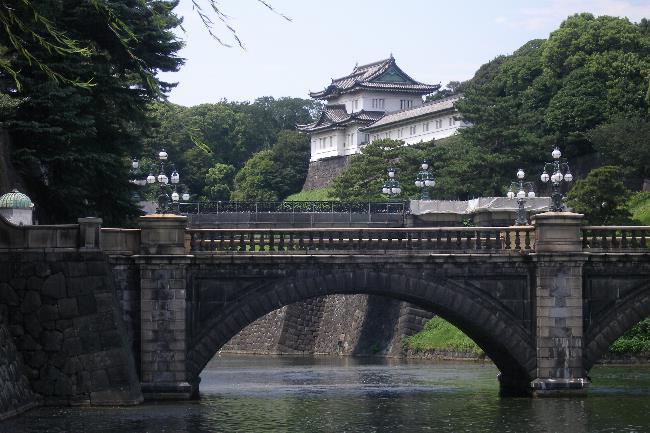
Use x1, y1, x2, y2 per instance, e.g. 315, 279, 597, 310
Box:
309, 57, 438, 100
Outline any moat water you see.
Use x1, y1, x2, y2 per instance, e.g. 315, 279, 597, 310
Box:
4, 355, 650, 433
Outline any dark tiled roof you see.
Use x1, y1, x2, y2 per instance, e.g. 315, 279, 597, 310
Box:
309, 57, 439, 100
297, 105, 384, 133
361, 95, 460, 131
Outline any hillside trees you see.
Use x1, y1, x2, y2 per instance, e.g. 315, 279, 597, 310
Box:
230, 130, 310, 201
448, 14, 650, 198
143, 97, 316, 201
1, 0, 184, 224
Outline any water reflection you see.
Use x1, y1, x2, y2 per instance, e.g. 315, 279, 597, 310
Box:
3, 356, 650, 433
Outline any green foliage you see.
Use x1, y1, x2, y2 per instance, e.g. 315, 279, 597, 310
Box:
453, 14, 650, 197
627, 192, 650, 225
588, 117, 650, 180
566, 166, 634, 225
405, 317, 483, 355
285, 188, 335, 201
1, 0, 184, 225
204, 163, 236, 201
332, 138, 411, 202
609, 317, 650, 354
230, 149, 279, 201
144, 99, 315, 201
230, 130, 311, 201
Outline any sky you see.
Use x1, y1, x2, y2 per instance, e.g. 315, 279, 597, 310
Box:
159, 0, 650, 107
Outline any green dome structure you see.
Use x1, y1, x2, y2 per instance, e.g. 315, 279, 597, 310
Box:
0, 189, 34, 209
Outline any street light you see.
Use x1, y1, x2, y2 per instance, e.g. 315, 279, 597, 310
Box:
507, 168, 536, 225
540, 146, 573, 212
414, 160, 435, 200
130, 148, 191, 214
382, 167, 402, 198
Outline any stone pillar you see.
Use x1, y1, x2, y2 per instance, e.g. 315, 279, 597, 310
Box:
139, 214, 187, 255
531, 212, 588, 396
137, 215, 195, 399
78, 217, 102, 250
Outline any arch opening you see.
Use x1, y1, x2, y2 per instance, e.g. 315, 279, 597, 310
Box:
186, 269, 536, 395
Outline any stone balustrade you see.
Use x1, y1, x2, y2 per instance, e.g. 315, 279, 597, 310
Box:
187, 226, 534, 254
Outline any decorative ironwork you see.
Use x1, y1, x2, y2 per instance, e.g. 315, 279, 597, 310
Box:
178, 201, 407, 215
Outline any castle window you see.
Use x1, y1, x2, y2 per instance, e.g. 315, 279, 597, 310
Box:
449, 117, 453, 126
400, 99, 412, 110
364, 134, 370, 143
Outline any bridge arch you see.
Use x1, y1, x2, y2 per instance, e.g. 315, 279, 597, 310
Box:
584, 280, 650, 370
186, 268, 536, 392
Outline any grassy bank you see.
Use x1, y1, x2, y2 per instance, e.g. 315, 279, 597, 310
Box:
408, 315, 650, 359
285, 188, 335, 201
405, 317, 483, 355
629, 191, 650, 225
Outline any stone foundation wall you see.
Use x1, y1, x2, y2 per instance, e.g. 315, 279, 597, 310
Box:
221, 295, 434, 357
0, 317, 39, 420
0, 251, 142, 406
302, 156, 351, 191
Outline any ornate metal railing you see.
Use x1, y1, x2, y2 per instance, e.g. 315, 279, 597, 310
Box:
581, 226, 649, 251
178, 201, 406, 215
187, 226, 534, 254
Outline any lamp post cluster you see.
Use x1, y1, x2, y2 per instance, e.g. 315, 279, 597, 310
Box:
381, 160, 437, 200
507, 169, 536, 225
414, 160, 435, 200
381, 167, 402, 198
540, 146, 573, 212
505, 146, 575, 225
130, 149, 190, 214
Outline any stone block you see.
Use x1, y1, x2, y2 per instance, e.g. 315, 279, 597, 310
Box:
63, 338, 83, 356
0, 283, 19, 306
91, 369, 110, 390
20, 291, 41, 314
58, 298, 79, 319
38, 305, 59, 322
42, 273, 66, 299
77, 295, 97, 316
42, 330, 63, 352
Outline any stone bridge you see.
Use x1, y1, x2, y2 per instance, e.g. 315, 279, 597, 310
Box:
1, 213, 649, 403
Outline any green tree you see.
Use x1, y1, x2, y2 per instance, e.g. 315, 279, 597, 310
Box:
588, 117, 650, 182
566, 166, 635, 225
455, 14, 650, 195
1, 0, 184, 224
229, 130, 310, 201
230, 149, 280, 201
203, 163, 236, 201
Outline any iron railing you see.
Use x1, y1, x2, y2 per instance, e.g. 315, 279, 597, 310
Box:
582, 226, 649, 251
178, 201, 407, 215
187, 226, 534, 254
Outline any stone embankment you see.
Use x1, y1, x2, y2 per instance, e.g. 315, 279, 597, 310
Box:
0, 319, 39, 420
0, 250, 142, 418
222, 294, 433, 357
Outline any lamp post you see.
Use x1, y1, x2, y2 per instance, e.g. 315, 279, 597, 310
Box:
381, 167, 402, 199
131, 149, 191, 214
540, 146, 573, 212
507, 168, 536, 225
414, 160, 435, 200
